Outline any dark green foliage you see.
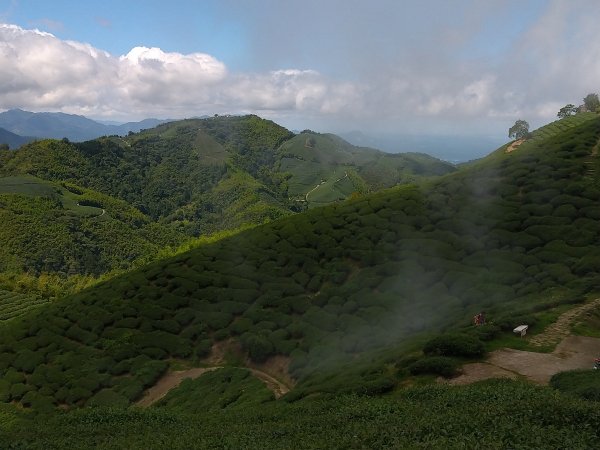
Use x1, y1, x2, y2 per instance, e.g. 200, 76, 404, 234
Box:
550, 370, 600, 402
1, 114, 600, 408
423, 334, 485, 358
495, 314, 538, 332
240, 333, 274, 363
5, 381, 600, 449
86, 389, 130, 408
408, 356, 458, 378
157, 367, 274, 413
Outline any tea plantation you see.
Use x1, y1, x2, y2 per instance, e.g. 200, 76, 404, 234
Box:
2, 380, 599, 448
0, 114, 599, 412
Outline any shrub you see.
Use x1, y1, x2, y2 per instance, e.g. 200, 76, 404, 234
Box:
550, 370, 600, 402
12, 350, 44, 373
66, 387, 93, 405
495, 314, 537, 332
86, 388, 129, 407
0, 379, 10, 402
240, 333, 274, 363
115, 378, 144, 402
408, 356, 458, 378
423, 334, 485, 358
473, 324, 501, 341
142, 347, 168, 359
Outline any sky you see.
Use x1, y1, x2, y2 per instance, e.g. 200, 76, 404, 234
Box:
1, 0, 600, 150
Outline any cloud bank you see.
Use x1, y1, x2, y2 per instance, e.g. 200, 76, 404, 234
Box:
1, 0, 600, 136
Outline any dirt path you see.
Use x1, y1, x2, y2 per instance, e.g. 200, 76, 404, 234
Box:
529, 298, 600, 347
136, 366, 291, 407
248, 368, 290, 398
136, 367, 222, 407
76, 202, 106, 218
446, 299, 600, 386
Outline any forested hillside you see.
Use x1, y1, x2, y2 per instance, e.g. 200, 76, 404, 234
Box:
0, 175, 185, 296
0, 114, 598, 413
0, 115, 454, 284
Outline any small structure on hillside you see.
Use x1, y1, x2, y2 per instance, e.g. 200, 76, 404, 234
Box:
513, 325, 528, 337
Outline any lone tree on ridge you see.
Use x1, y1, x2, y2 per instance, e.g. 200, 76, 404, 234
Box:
508, 120, 530, 140
557, 104, 577, 119
583, 93, 600, 112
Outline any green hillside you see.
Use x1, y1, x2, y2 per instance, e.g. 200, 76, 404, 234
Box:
0, 116, 455, 235
0, 174, 185, 293
0, 114, 599, 415
0, 116, 295, 236
0, 289, 48, 321
278, 131, 455, 207
3, 380, 599, 449
0, 115, 457, 297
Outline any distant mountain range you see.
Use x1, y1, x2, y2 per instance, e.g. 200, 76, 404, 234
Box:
0, 109, 171, 142
0, 126, 33, 149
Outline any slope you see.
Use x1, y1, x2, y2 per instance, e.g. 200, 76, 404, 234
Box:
0, 114, 599, 410
0, 127, 32, 149
0, 115, 452, 239
3, 380, 599, 449
278, 131, 455, 207
0, 116, 295, 236
0, 174, 185, 285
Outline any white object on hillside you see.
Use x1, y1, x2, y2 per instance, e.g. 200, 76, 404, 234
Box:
513, 325, 528, 337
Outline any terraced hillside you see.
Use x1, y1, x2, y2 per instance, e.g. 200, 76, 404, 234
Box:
0, 289, 47, 321
0, 115, 599, 411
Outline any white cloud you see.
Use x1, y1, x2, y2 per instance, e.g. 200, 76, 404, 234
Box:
0, 23, 360, 121
1, 3, 600, 136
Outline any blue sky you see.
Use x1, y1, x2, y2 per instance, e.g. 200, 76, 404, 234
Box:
0, 0, 599, 151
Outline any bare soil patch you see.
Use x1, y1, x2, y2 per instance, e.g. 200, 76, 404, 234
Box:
505, 139, 525, 153
138, 341, 295, 407
446, 299, 600, 385
136, 367, 221, 407
248, 354, 295, 390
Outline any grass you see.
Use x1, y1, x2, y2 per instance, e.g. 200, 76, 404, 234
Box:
572, 303, 600, 338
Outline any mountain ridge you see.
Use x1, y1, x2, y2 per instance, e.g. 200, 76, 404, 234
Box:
0, 109, 171, 142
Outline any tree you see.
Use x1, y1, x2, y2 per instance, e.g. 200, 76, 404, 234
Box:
0, 143, 9, 151
583, 93, 600, 112
508, 120, 529, 140
557, 104, 577, 119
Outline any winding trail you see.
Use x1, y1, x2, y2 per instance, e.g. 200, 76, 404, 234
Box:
305, 180, 326, 201
136, 366, 291, 408
305, 171, 349, 202
76, 202, 106, 217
